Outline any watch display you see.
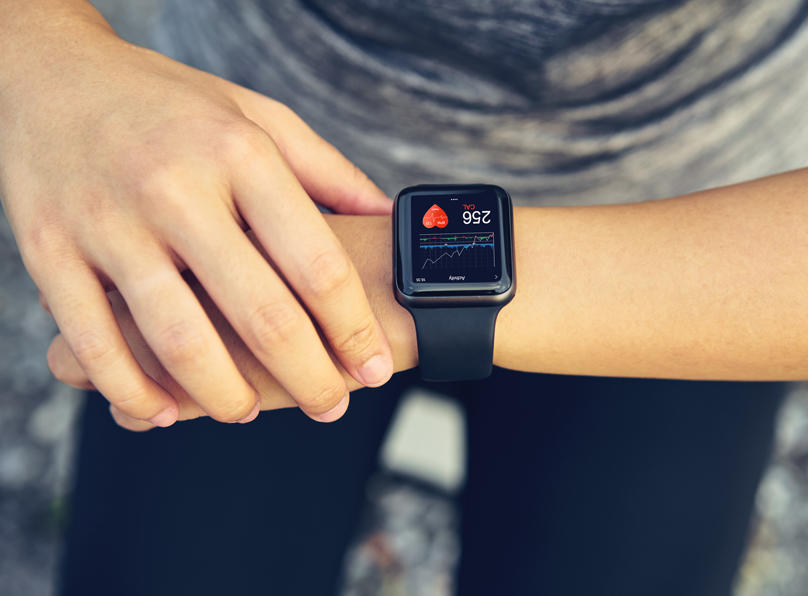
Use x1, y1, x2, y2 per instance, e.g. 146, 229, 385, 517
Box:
411, 190, 502, 283
394, 184, 513, 299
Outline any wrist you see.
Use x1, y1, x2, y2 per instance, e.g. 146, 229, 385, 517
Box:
0, 4, 118, 130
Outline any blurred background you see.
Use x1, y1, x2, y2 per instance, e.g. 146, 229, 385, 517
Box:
2, 1, 808, 594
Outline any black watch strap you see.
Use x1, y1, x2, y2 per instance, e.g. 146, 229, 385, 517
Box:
410, 305, 502, 381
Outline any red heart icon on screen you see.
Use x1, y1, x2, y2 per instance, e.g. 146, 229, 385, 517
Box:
422, 204, 448, 228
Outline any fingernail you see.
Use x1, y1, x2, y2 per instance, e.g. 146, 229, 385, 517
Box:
237, 401, 260, 424
150, 406, 177, 428
312, 393, 349, 423
358, 354, 393, 387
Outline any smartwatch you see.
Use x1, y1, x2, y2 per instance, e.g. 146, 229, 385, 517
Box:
393, 183, 516, 381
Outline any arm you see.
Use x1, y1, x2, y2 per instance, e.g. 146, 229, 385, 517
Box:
48, 166, 808, 429
331, 167, 808, 382
498, 167, 808, 380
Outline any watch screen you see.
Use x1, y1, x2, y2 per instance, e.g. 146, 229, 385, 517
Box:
410, 190, 502, 283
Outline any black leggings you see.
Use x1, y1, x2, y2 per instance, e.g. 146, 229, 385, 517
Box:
59, 368, 785, 596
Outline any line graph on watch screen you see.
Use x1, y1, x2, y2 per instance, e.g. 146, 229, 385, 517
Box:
418, 232, 496, 272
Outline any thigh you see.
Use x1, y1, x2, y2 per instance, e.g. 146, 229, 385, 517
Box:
58, 379, 405, 596
458, 369, 787, 596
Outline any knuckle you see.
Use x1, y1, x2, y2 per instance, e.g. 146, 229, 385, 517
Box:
210, 396, 256, 424
217, 120, 277, 166
135, 162, 182, 202
23, 219, 59, 256
109, 384, 157, 420
268, 98, 297, 120
247, 301, 302, 352
305, 248, 354, 298
334, 317, 377, 359
21, 220, 75, 269
260, 98, 301, 131
152, 320, 208, 369
305, 383, 347, 417
108, 406, 129, 429
133, 163, 200, 221
70, 328, 118, 370
109, 405, 154, 432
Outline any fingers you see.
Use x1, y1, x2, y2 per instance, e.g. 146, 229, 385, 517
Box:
34, 257, 180, 427
49, 333, 208, 432
48, 279, 316, 431
109, 404, 156, 432
224, 128, 395, 389
47, 334, 94, 390
159, 195, 354, 422
47, 299, 248, 431
105, 290, 246, 424
88, 237, 261, 424
232, 87, 392, 215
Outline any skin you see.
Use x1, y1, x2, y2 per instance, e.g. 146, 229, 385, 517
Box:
0, 1, 395, 427
50, 166, 808, 430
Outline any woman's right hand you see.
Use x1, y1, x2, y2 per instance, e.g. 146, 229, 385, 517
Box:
0, 8, 394, 427
45, 217, 421, 432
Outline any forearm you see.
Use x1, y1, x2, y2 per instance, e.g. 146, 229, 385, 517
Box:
53, 168, 808, 426
502, 167, 808, 380
337, 167, 808, 382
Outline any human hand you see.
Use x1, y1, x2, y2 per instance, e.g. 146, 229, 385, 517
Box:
0, 17, 394, 427
46, 216, 419, 431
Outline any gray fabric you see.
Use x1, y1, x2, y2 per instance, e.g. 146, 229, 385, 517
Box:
153, 0, 808, 206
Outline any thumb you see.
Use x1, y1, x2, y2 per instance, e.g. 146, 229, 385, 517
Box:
234, 86, 392, 215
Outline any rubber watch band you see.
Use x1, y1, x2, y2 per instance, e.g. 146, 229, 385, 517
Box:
410, 305, 502, 381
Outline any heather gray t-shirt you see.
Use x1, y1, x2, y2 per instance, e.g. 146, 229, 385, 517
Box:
152, 0, 808, 206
